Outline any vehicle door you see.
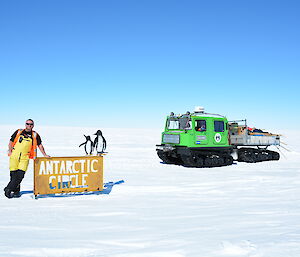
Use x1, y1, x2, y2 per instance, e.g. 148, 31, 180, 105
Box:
213, 119, 227, 145
194, 119, 208, 145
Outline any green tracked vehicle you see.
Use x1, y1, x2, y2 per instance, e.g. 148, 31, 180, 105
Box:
156, 107, 280, 168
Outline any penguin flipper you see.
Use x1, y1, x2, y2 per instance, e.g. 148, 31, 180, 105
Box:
103, 138, 107, 151
79, 142, 85, 147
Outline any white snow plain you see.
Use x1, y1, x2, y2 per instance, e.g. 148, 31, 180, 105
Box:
0, 126, 300, 257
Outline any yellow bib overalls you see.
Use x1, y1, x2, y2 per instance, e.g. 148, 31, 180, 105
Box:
10, 135, 33, 171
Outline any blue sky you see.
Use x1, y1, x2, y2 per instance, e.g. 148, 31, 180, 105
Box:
0, 0, 299, 130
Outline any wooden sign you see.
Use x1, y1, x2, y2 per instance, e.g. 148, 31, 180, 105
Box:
34, 156, 103, 197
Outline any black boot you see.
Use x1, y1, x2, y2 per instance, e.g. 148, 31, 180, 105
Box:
13, 185, 21, 198
5, 170, 25, 199
4, 187, 13, 199
12, 192, 21, 198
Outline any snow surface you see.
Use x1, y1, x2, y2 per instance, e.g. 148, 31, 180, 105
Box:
0, 126, 300, 257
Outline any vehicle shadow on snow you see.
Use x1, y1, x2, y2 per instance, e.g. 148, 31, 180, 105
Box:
159, 161, 238, 167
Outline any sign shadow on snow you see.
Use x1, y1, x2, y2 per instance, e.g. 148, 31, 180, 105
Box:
18, 180, 124, 199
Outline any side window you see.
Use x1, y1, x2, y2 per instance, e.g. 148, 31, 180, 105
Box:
195, 120, 206, 131
214, 120, 224, 132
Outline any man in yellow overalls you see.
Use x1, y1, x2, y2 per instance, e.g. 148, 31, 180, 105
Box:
4, 119, 50, 198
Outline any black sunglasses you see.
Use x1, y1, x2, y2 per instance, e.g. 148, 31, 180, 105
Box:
26, 123, 34, 126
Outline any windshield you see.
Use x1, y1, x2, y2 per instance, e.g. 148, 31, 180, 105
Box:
167, 117, 191, 130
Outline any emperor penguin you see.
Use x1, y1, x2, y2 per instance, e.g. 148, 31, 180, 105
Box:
79, 135, 94, 155
93, 130, 107, 155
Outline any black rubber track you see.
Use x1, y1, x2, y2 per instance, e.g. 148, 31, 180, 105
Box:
238, 148, 280, 163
